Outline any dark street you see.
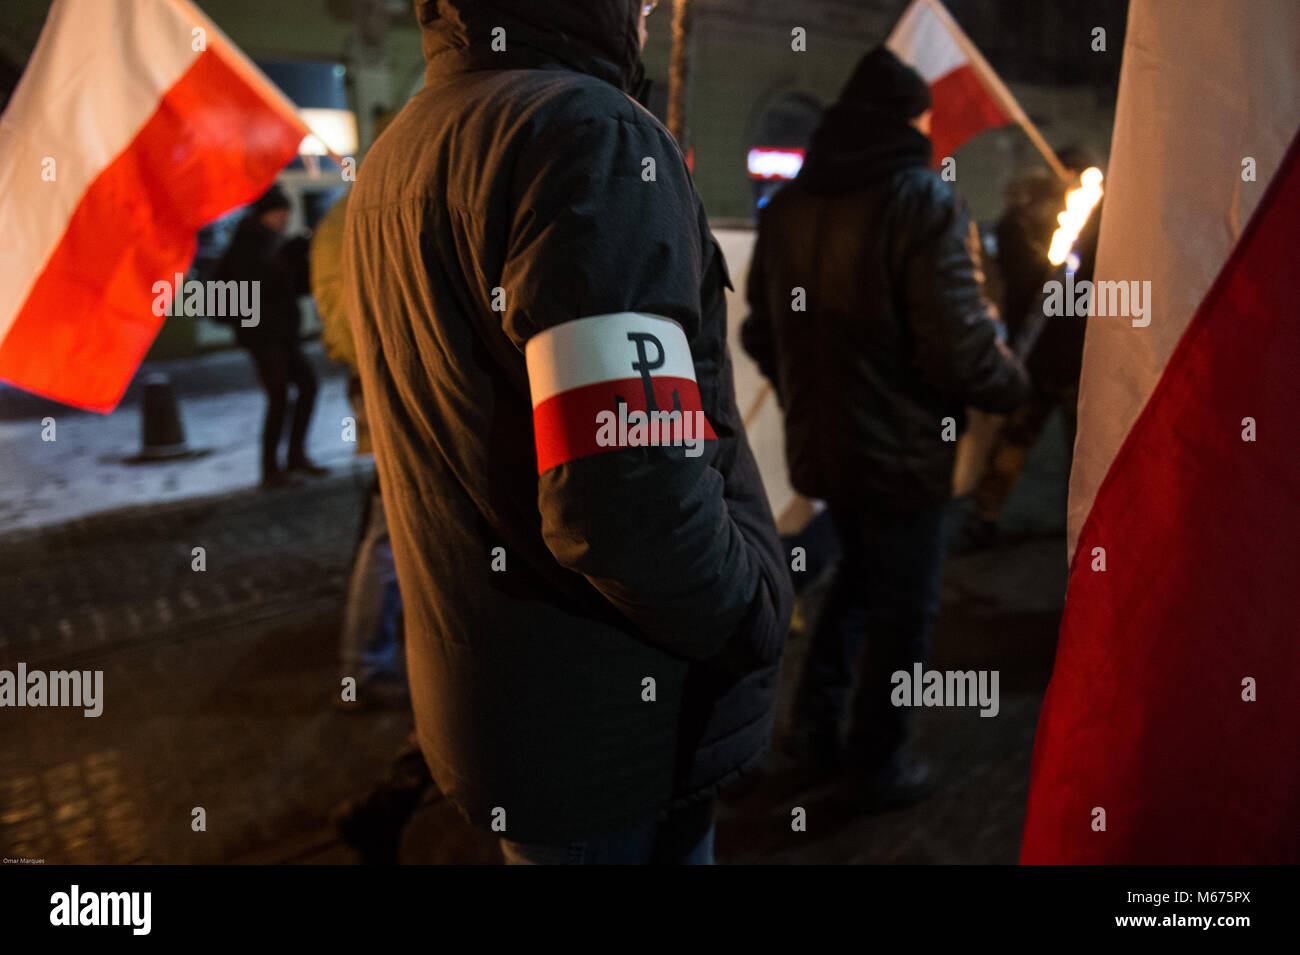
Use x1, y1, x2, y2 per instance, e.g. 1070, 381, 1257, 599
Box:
0, 417, 1069, 864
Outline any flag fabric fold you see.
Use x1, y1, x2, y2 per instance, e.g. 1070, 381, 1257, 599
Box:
1022, 0, 1300, 864
0, 0, 308, 412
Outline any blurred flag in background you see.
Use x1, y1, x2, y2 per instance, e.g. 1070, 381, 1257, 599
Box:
887, 0, 1035, 167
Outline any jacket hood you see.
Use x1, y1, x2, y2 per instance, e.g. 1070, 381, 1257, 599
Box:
797, 102, 933, 195
415, 0, 647, 97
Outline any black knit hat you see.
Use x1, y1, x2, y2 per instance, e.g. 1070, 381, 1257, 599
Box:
837, 46, 931, 119
251, 184, 291, 216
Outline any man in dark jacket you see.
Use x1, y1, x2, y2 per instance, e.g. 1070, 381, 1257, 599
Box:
342, 0, 791, 864
215, 185, 325, 488
741, 47, 1028, 804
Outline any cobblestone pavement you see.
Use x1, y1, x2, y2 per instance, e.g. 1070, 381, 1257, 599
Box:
0, 472, 419, 864
0, 600, 413, 864
1, 411, 1072, 865
0, 471, 372, 665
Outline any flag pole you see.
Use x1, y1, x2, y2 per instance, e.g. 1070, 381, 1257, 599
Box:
667, 0, 695, 147
922, 0, 1072, 184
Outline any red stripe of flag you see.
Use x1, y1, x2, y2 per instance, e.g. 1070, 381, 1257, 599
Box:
928, 64, 1012, 164
0, 50, 304, 412
1021, 128, 1300, 864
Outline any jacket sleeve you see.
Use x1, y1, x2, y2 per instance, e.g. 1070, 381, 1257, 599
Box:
499, 111, 788, 675
901, 180, 1030, 413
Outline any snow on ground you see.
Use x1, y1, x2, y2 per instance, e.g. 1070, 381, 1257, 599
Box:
0, 366, 363, 535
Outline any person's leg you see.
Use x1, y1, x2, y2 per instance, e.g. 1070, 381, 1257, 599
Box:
499, 800, 715, 865
340, 486, 404, 690
843, 499, 949, 774
248, 346, 289, 481
789, 508, 869, 765
284, 342, 321, 470
331, 734, 435, 865
649, 799, 715, 865
500, 821, 655, 866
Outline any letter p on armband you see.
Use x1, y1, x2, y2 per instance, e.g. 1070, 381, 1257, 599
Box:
524, 312, 716, 473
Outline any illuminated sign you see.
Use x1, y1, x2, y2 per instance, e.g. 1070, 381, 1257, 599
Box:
747, 147, 804, 181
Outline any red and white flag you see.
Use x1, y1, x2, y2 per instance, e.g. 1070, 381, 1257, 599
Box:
1022, 0, 1300, 864
0, 0, 309, 412
887, 0, 1030, 166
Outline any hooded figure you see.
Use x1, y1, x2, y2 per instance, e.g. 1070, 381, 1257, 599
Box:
343, 0, 791, 862
740, 47, 1028, 802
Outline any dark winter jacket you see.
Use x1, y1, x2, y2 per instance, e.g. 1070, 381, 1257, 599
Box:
213, 218, 307, 348
741, 105, 1029, 507
342, 0, 791, 842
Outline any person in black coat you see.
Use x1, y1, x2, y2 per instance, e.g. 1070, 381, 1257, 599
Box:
963, 147, 1102, 549
741, 47, 1029, 806
343, 0, 791, 863
215, 185, 325, 488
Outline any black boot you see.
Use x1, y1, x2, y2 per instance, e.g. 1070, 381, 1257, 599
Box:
288, 456, 329, 477
260, 467, 302, 490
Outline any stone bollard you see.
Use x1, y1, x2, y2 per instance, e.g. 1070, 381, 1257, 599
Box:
137, 373, 190, 460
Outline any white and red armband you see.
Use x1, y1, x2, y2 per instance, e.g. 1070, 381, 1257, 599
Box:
524, 312, 717, 474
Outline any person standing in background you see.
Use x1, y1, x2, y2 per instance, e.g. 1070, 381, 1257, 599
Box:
742, 47, 1029, 808
216, 185, 326, 489
311, 191, 406, 706
962, 147, 1102, 549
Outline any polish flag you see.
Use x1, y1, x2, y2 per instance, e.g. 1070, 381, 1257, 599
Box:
886, 0, 1021, 164
1022, 0, 1300, 863
525, 313, 716, 474
0, 0, 309, 412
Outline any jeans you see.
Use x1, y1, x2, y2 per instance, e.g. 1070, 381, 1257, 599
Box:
340, 484, 403, 684
247, 341, 317, 476
793, 499, 948, 771
499, 800, 715, 865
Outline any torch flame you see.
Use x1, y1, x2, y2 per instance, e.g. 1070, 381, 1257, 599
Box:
1047, 166, 1104, 266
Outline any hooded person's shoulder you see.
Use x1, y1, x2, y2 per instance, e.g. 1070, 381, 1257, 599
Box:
353, 69, 665, 212
503, 68, 663, 141
885, 166, 964, 240
475, 69, 684, 189
890, 166, 958, 215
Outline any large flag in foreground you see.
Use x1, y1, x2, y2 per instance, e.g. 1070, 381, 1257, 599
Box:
0, 0, 308, 412
1022, 0, 1300, 863
887, 0, 1058, 173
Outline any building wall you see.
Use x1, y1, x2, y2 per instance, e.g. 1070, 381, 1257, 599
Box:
684, 1, 890, 220
681, 0, 1121, 223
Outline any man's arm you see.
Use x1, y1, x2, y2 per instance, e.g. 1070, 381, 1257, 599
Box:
902, 180, 1030, 413
501, 108, 789, 674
